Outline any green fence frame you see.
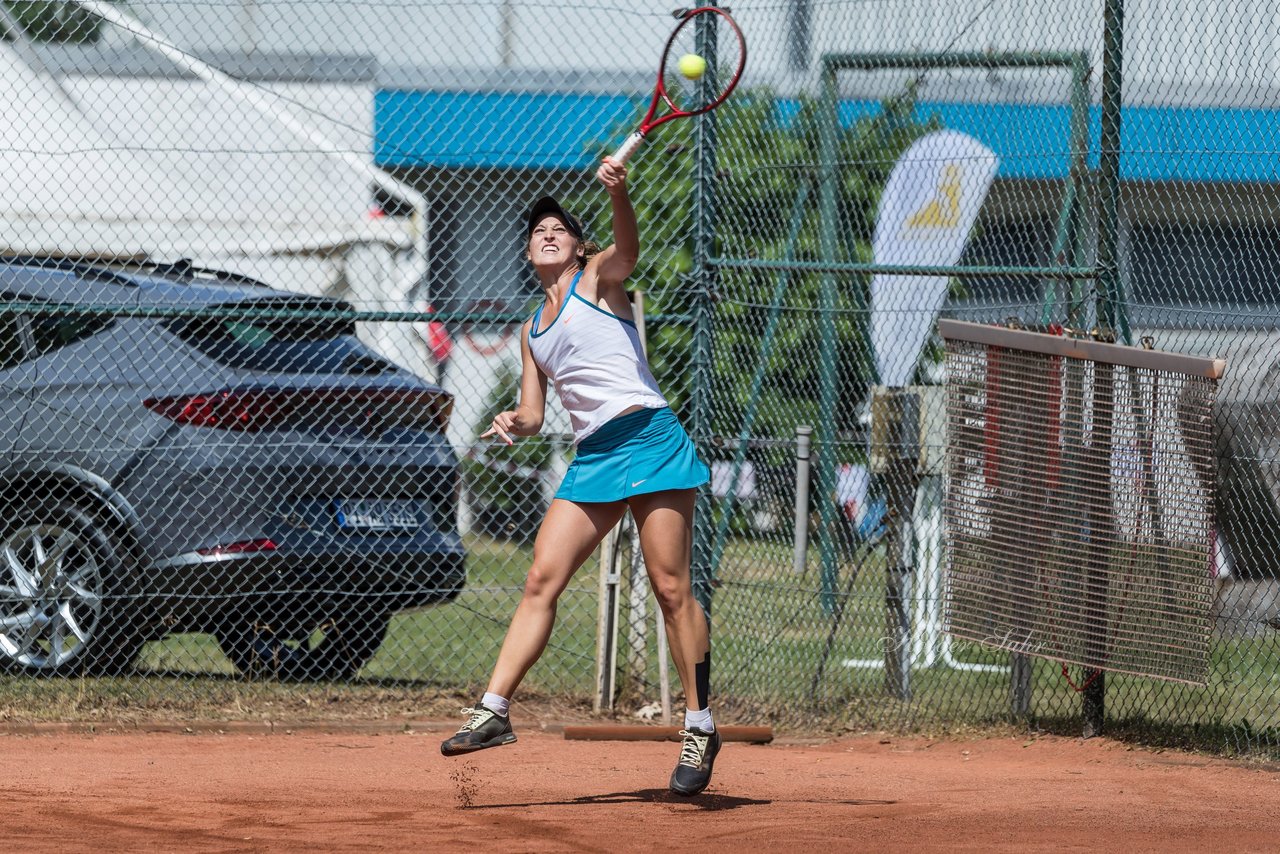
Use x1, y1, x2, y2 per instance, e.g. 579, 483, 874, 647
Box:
704, 49, 1099, 608
698, 39, 1131, 730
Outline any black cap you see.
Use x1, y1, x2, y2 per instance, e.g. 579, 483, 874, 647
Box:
526, 196, 585, 241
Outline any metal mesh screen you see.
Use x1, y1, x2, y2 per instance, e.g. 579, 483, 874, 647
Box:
941, 322, 1222, 684
0, 0, 1277, 758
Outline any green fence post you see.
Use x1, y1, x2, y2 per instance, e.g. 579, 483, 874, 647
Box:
1044, 52, 1093, 330
689, 6, 720, 616
1097, 1, 1130, 347
1081, 0, 1128, 740
816, 57, 842, 615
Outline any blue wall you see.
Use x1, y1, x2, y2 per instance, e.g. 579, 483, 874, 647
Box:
376, 90, 1280, 183
375, 90, 638, 170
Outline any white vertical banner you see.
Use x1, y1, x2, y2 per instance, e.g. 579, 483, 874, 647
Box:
871, 130, 998, 386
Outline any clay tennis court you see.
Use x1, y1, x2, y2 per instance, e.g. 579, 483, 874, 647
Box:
5, 719, 1278, 852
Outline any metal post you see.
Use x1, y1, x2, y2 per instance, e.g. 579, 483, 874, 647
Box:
1011, 654, 1033, 717
689, 5, 720, 617
1098, 0, 1130, 346
1082, 0, 1127, 738
815, 57, 841, 615
1066, 52, 1093, 329
656, 610, 672, 725
793, 426, 814, 574
625, 527, 649, 699
1083, 361, 1115, 738
787, 0, 811, 72
594, 527, 621, 712
877, 389, 919, 701
1044, 52, 1092, 330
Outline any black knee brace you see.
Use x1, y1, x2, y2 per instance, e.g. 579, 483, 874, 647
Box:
694, 651, 711, 710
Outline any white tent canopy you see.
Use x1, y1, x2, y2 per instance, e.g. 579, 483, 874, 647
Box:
0, 41, 413, 257
0, 39, 428, 373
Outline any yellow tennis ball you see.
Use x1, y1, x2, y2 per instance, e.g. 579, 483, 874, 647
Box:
677, 53, 707, 80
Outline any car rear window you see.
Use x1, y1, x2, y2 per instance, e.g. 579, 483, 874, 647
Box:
0, 314, 20, 369
166, 299, 394, 374
31, 311, 115, 357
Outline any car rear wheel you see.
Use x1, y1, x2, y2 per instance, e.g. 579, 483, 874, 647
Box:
0, 502, 144, 676
215, 608, 391, 681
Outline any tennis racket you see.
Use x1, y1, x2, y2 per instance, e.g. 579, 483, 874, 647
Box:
611, 6, 747, 164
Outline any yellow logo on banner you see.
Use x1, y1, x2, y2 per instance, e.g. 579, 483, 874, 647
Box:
905, 164, 962, 230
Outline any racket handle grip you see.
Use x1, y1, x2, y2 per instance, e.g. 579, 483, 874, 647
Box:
611, 131, 646, 164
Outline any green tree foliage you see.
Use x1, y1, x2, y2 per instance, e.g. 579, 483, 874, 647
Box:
2, 1, 109, 43
567, 86, 938, 460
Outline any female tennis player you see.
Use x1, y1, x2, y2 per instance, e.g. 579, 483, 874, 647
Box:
440, 156, 719, 797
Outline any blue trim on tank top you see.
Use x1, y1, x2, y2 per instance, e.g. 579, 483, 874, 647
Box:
569, 291, 637, 327
529, 270, 638, 336
529, 270, 583, 339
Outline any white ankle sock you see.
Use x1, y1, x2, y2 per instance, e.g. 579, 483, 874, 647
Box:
481, 692, 510, 717
684, 707, 714, 732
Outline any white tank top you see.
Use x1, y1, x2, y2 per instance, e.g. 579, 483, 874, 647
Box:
527, 272, 668, 444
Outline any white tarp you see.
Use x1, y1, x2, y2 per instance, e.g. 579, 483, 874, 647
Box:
0, 42, 412, 258
870, 129, 998, 387
0, 40, 430, 372
0, 42, 199, 257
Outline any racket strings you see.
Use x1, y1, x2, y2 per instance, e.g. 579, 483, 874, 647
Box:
661, 15, 744, 113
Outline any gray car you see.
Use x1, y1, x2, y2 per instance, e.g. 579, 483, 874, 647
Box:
0, 257, 465, 678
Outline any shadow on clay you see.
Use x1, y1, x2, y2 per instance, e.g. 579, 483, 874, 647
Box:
464, 789, 897, 812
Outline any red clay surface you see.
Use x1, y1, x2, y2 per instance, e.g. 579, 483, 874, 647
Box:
4, 724, 1279, 852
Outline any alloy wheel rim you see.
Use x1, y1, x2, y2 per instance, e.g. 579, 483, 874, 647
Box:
0, 522, 104, 669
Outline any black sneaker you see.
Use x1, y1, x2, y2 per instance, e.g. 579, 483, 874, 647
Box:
668, 726, 722, 796
440, 705, 517, 757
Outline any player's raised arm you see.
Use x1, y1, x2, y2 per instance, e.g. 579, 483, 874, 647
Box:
589, 157, 639, 292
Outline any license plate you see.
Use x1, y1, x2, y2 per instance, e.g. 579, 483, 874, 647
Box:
334, 499, 423, 531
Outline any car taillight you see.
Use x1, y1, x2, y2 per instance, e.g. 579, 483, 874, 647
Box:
143, 388, 453, 433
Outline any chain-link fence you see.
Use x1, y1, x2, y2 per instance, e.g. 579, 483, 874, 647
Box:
0, 0, 1277, 756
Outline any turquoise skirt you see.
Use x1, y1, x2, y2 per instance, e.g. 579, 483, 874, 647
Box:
555, 407, 710, 503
